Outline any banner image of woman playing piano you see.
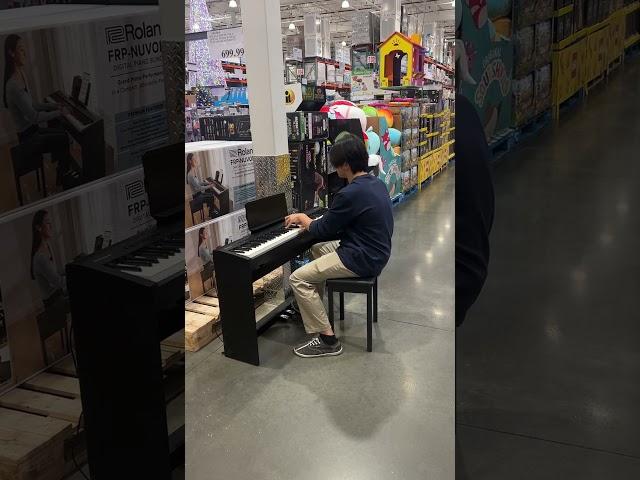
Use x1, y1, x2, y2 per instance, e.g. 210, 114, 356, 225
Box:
286, 133, 394, 358
29, 209, 71, 364
3, 34, 82, 190
198, 227, 216, 293
186, 152, 216, 223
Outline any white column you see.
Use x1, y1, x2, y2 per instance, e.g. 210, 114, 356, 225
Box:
242, 0, 288, 157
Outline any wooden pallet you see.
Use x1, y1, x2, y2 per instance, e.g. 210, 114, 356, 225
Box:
608, 54, 623, 74
1, 343, 186, 479
184, 302, 220, 319
23, 373, 81, 399
0, 388, 82, 427
0, 407, 71, 480
194, 295, 219, 307
185, 313, 216, 352
585, 73, 605, 94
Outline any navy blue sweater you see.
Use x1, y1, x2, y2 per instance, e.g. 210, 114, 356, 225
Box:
309, 174, 393, 277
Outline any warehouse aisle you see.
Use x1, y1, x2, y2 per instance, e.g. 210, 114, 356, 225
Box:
457, 59, 640, 478
186, 168, 455, 480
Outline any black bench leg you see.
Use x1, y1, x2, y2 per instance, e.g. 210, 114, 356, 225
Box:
16, 177, 23, 206
328, 288, 334, 331
373, 282, 378, 323
41, 167, 47, 198
339, 292, 344, 320
366, 291, 372, 352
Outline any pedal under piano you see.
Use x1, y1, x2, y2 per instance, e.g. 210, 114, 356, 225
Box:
213, 193, 325, 366
66, 143, 184, 479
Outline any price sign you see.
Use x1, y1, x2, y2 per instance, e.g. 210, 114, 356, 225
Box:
367, 55, 376, 64
296, 68, 304, 76
207, 27, 244, 62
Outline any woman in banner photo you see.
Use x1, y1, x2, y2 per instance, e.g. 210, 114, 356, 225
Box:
3, 34, 81, 190
198, 227, 216, 292
30, 210, 70, 323
187, 152, 216, 221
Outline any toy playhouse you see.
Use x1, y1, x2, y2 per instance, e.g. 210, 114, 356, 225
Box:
379, 32, 426, 88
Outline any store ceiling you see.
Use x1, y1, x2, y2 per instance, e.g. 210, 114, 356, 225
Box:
185, 0, 455, 45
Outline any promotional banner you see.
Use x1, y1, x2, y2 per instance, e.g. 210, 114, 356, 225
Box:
0, 6, 168, 216
0, 166, 153, 393
184, 141, 256, 229
458, 1, 514, 140
95, 13, 168, 170
185, 209, 249, 301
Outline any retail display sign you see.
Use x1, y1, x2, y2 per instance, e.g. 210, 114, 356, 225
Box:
184, 142, 256, 229
95, 13, 169, 171
292, 47, 303, 62
0, 167, 152, 394
0, 8, 169, 217
207, 27, 244, 62
284, 83, 303, 113
458, 1, 513, 139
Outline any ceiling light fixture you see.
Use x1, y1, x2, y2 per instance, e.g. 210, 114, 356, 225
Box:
316, 18, 322, 25
229, 0, 238, 7
341, 0, 350, 8
341, 40, 347, 46
289, 22, 296, 30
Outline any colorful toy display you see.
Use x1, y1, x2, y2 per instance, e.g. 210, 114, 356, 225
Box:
388, 128, 401, 146
377, 108, 394, 128
321, 103, 368, 132
459, 0, 513, 139
365, 128, 381, 155
378, 32, 426, 88
361, 105, 378, 117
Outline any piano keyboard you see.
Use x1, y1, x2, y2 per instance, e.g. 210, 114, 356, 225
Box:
106, 234, 184, 283
45, 94, 94, 132
231, 215, 323, 258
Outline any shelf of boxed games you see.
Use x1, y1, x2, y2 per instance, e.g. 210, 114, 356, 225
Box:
550, 1, 635, 119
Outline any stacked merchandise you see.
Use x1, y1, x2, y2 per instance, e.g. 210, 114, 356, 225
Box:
625, 0, 640, 44
186, 86, 250, 142
200, 115, 252, 141
512, 0, 554, 126
555, 0, 577, 43
387, 105, 420, 193
287, 112, 330, 211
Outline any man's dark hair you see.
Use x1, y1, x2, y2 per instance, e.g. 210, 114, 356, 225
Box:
329, 132, 368, 173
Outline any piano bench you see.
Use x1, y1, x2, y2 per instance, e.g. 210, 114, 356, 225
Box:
326, 276, 378, 352
11, 145, 46, 206
190, 198, 205, 225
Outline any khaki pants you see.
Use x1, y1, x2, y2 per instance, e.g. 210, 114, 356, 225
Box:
289, 241, 358, 334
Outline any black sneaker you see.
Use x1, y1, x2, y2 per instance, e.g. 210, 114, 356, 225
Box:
293, 336, 343, 358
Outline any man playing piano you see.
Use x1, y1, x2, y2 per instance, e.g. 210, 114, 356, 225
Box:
285, 133, 394, 358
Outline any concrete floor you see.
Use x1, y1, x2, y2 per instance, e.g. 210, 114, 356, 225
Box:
186, 168, 455, 480
457, 59, 640, 478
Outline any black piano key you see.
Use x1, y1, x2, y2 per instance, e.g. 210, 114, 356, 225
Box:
118, 258, 153, 266
111, 264, 143, 272
139, 250, 169, 259
129, 254, 159, 263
